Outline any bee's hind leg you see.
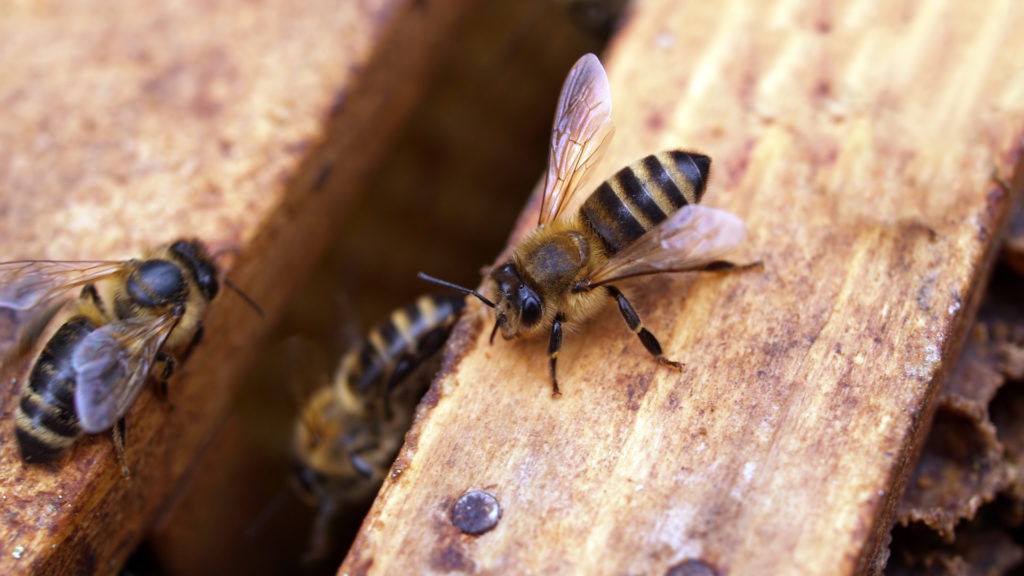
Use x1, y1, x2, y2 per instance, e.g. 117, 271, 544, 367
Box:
700, 260, 763, 273
606, 286, 683, 372
303, 496, 339, 564
111, 418, 130, 478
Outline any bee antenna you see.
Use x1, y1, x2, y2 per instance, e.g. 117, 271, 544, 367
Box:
224, 278, 265, 317
206, 244, 264, 317
417, 272, 495, 308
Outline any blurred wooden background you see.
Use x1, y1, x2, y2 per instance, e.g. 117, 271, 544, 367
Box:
2, 1, 1024, 575
341, 1, 1024, 575
0, 0, 481, 573
141, 1, 605, 575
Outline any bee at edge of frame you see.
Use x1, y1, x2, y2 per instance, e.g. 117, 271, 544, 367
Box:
0, 238, 250, 476
420, 53, 760, 397
290, 292, 464, 562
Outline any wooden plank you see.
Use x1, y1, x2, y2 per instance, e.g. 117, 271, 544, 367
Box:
137, 2, 607, 573
341, 1, 1024, 575
888, 264, 1024, 572
0, 0, 469, 574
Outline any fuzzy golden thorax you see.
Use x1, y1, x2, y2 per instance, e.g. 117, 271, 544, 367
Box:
489, 217, 610, 340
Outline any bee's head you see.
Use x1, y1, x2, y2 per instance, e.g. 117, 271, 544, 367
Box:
290, 393, 376, 506
417, 271, 542, 343
489, 262, 544, 340
169, 239, 220, 302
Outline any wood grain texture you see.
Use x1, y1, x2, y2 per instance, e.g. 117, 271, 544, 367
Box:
139, 2, 604, 573
0, 0, 468, 574
341, 2, 1024, 575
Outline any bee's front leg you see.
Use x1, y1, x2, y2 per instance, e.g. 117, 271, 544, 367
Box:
547, 313, 566, 397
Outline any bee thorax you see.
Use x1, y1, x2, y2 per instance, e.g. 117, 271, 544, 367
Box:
518, 229, 590, 293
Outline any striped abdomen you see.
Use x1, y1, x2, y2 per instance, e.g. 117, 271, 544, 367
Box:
15, 315, 96, 462
579, 150, 711, 256
342, 294, 465, 396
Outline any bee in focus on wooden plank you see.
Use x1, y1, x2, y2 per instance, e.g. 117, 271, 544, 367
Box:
0, 239, 253, 476
420, 53, 758, 396
290, 293, 464, 561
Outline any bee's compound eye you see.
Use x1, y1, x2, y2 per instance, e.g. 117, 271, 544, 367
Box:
170, 241, 219, 301
520, 294, 542, 327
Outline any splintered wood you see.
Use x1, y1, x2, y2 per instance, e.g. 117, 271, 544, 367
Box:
342, 2, 1024, 576
0, 1, 469, 574
888, 270, 1024, 573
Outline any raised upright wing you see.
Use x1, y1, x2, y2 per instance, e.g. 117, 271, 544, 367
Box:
0, 260, 125, 310
72, 313, 179, 433
537, 53, 615, 226
583, 204, 748, 288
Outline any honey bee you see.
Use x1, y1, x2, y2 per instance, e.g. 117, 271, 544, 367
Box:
0, 239, 228, 475
290, 293, 464, 561
420, 53, 757, 396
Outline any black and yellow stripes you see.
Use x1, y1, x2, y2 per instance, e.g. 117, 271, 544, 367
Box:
578, 150, 710, 255
342, 294, 465, 396
15, 315, 96, 462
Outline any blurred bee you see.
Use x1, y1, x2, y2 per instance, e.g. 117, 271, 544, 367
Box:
291, 293, 464, 561
0, 239, 226, 475
560, 0, 630, 40
420, 53, 757, 396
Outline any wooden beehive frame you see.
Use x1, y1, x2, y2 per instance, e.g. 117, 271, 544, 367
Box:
341, 2, 1024, 574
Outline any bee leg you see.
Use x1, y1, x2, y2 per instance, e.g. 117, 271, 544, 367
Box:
548, 313, 565, 397
111, 418, 131, 478
606, 286, 683, 371
158, 353, 177, 380
179, 322, 204, 362
303, 496, 339, 564
154, 353, 176, 409
991, 166, 1012, 192
700, 260, 764, 272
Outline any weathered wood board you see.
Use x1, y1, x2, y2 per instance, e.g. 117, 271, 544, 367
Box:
140, 2, 605, 573
341, 2, 1024, 575
0, 0, 469, 574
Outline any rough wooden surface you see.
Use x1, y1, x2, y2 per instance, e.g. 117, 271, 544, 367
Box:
0, 1, 468, 574
139, 2, 603, 573
888, 266, 1024, 573
342, 2, 1024, 575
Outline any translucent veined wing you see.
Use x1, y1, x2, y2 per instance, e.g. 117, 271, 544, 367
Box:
9, 297, 71, 363
0, 260, 125, 310
72, 313, 179, 433
537, 53, 615, 226
584, 204, 748, 288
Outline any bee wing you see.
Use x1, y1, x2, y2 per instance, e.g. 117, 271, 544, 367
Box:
538, 53, 614, 225
5, 297, 72, 366
72, 314, 178, 433
0, 260, 125, 310
585, 205, 748, 287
